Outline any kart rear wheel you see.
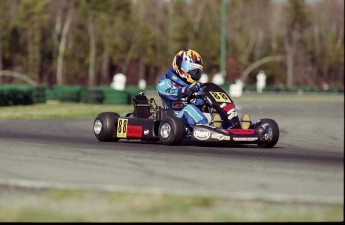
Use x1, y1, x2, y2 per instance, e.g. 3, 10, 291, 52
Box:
255, 118, 279, 148
158, 116, 185, 145
94, 112, 120, 142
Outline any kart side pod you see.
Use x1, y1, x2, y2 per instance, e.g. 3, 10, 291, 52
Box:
190, 118, 279, 148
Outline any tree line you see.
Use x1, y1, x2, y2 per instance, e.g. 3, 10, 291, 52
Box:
0, 0, 343, 89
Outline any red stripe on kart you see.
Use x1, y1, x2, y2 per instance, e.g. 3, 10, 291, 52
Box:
127, 125, 142, 138
228, 129, 255, 135
223, 103, 234, 112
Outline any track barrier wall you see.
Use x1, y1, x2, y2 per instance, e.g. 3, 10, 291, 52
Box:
0, 85, 142, 106
0, 84, 342, 107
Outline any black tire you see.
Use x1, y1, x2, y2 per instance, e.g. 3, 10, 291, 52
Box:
158, 116, 185, 145
93, 112, 120, 142
256, 118, 279, 148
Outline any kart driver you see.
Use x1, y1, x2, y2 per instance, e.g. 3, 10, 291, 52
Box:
156, 49, 208, 131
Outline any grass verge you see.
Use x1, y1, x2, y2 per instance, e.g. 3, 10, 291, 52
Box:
0, 186, 343, 222
0, 100, 133, 120
0, 94, 343, 120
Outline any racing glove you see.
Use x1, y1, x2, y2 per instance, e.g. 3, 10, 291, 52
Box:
177, 86, 189, 97
177, 82, 203, 98
177, 81, 203, 98
188, 81, 202, 93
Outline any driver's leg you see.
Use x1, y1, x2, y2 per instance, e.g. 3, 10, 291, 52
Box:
176, 104, 208, 130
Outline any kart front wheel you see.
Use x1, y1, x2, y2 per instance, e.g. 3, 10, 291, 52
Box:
256, 118, 279, 148
93, 112, 120, 142
158, 116, 185, 145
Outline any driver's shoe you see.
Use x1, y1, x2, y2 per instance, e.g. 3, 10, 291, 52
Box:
241, 114, 251, 129
185, 127, 192, 138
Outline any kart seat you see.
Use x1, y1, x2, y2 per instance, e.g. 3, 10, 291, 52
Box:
133, 93, 151, 118
210, 113, 222, 128
241, 114, 251, 129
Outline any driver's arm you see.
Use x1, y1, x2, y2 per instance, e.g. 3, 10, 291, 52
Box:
157, 79, 188, 101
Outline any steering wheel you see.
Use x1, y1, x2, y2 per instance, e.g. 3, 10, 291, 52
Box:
185, 82, 210, 104
186, 89, 196, 104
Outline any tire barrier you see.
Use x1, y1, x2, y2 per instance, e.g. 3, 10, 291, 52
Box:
0, 84, 46, 106
58, 86, 82, 103
1, 84, 136, 106
125, 85, 142, 104
45, 85, 135, 105
99, 86, 130, 105
80, 87, 104, 104
45, 87, 59, 100
32, 86, 46, 103
44, 85, 82, 103
241, 85, 343, 93
1, 83, 342, 107
80, 86, 133, 104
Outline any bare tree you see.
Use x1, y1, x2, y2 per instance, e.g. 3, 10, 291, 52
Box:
88, 12, 96, 86
56, 0, 74, 85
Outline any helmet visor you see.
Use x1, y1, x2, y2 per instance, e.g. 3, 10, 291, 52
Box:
189, 69, 202, 81
182, 60, 203, 81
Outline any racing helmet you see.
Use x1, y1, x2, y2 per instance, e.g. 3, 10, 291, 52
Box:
172, 49, 203, 84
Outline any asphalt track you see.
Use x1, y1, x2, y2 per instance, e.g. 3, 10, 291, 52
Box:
0, 94, 343, 204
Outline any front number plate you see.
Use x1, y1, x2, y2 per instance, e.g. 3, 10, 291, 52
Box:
117, 118, 128, 138
209, 91, 232, 103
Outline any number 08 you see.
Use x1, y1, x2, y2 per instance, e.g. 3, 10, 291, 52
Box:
117, 118, 128, 138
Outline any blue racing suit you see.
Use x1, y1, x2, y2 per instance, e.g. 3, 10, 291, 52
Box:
156, 68, 208, 131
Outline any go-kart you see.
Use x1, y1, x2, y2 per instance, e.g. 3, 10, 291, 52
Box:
93, 83, 279, 148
